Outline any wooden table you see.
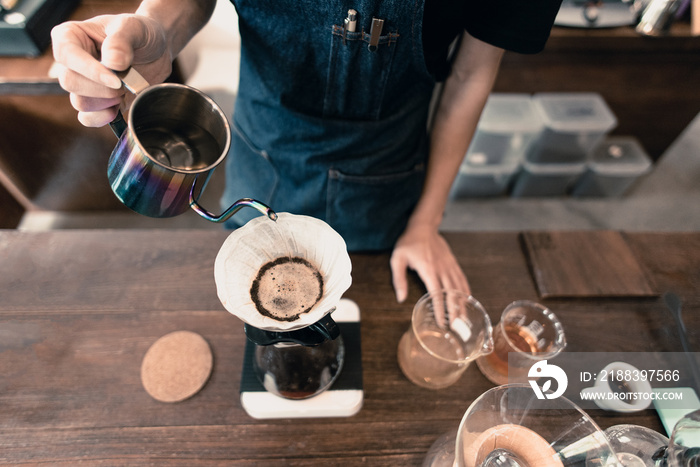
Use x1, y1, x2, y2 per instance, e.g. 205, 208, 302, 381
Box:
0, 229, 698, 465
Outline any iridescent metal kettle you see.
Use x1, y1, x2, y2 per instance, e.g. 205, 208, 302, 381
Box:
107, 68, 275, 223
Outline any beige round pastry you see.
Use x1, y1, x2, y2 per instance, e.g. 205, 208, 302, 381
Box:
250, 256, 324, 322
140, 331, 213, 403
460, 424, 564, 467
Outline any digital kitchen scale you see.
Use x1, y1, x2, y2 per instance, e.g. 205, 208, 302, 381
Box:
240, 298, 364, 419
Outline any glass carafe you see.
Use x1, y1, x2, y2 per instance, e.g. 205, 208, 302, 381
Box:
423, 384, 619, 467
244, 313, 345, 400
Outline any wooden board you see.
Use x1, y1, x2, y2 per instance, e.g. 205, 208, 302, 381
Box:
521, 231, 658, 298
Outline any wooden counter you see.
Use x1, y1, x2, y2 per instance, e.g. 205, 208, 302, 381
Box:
0, 229, 698, 465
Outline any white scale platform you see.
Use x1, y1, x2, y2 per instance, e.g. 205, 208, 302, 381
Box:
240, 298, 364, 419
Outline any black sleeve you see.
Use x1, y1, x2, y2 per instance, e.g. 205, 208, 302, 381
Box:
464, 0, 564, 54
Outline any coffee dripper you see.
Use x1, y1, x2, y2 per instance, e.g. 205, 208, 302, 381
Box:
214, 213, 354, 402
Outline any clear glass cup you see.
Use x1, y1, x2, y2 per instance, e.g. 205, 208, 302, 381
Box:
476, 300, 566, 386
397, 290, 494, 390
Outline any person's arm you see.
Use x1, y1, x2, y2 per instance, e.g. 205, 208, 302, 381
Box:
51, 0, 216, 127
390, 32, 504, 304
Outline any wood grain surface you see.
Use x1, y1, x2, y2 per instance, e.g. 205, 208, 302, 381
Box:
0, 230, 698, 465
522, 231, 657, 298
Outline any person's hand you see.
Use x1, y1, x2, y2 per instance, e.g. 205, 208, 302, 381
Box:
51, 14, 173, 127
390, 223, 471, 304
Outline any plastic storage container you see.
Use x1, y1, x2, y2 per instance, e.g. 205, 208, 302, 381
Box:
572, 136, 652, 197
527, 93, 617, 163
510, 160, 586, 197
466, 93, 543, 165
450, 155, 520, 198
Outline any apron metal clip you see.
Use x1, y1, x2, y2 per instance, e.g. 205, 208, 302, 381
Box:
368, 17, 384, 52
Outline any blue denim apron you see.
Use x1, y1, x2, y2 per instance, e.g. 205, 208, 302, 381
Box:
223, 0, 436, 251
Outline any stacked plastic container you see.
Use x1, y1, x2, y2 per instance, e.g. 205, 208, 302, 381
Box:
571, 136, 652, 197
450, 94, 543, 198
511, 93, 618, 197
451, 92, 651, 199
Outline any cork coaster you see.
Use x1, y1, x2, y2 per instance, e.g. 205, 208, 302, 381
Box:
141, 331, 213, 403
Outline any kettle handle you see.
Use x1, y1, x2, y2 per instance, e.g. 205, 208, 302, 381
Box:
107, 68, 152, 139
109, 111, 128, 139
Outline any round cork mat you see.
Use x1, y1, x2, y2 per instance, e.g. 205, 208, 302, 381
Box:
140, 331, 213, 403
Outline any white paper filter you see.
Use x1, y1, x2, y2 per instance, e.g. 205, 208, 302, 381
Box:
214, 213, 352, 331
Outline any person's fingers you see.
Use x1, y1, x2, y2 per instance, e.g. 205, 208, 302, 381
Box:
456, 270, 471, 296
102, 15, 167, 68
415, 267, 441, 301
70, 93, 122, 113
438, 267, 460, 293
446, 291, 464, 327
414, 266, 448, 327
101, 17, 139, 71
391, 228, 472, 329
51, 22, 122, 89
56, 64, 125, 98
52, 14, 170, 129
390, 253, 409, 304
439, 261, 470, 324
415, 255, 465, 292
63, 75, 123, 127
447, 262, 471, 295
77, 105, 121, 128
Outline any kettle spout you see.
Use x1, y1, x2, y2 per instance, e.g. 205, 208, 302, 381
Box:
189, 186, 277, 223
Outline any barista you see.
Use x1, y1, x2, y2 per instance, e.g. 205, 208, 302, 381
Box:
50, 0, 562, 303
